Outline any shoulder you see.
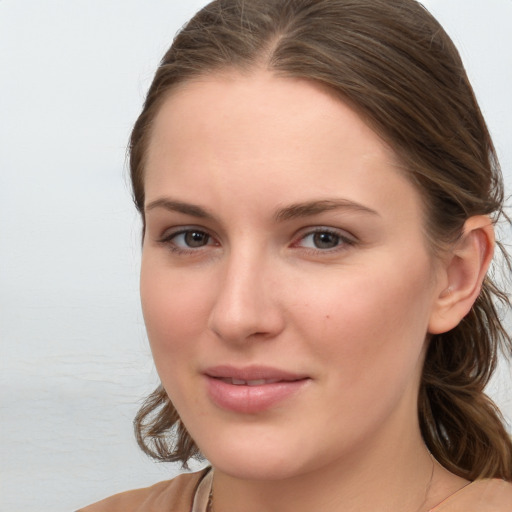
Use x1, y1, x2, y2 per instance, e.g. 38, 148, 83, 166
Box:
76, 468, 210, 512
432, 479, 512, 511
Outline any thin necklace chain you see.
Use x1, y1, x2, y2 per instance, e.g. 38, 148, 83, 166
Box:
415, 452, 436, 512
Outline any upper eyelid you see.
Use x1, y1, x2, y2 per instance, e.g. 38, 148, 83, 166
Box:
294, 225, 357, 241
158, 225, 215, 241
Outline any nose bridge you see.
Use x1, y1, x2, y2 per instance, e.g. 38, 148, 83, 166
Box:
208, 241, 283, 343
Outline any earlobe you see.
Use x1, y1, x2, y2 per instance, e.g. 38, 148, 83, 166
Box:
428, 216, 495, 335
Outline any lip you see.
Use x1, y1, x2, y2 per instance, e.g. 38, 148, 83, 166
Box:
204, 365, 310, 413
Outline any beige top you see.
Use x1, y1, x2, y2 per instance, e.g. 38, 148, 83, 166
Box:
77, 468, 512, 512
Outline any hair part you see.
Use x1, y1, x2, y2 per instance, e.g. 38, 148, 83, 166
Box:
132, 0, 512, 480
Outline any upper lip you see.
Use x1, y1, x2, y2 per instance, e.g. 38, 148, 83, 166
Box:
204, 365, 309, 382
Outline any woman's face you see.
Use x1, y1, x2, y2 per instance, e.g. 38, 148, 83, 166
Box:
140, 71, 447, 480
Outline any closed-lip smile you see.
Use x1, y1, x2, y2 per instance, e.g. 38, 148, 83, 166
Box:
203, 365, 310, 413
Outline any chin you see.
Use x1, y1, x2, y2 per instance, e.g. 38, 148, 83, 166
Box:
195, 429, 306, 480
210, 453, 309, 482
196, 424, 340, 482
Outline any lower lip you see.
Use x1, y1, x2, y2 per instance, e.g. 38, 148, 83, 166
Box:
205, 376, 309, 413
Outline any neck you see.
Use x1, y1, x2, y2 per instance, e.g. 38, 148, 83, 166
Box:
211, 428, 438, 512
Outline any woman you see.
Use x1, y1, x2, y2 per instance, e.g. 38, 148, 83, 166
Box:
79, 0, 512, 510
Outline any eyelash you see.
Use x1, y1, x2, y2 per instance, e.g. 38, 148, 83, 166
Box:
293, 227, 357, 253
157, 226, 357, 255
157, 228, 218, 255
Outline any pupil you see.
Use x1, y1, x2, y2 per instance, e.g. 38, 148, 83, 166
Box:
313, 232, 339, 249
185, 231, 208, 247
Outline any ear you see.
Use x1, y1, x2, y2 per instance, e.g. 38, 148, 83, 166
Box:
428, 216, 495, 335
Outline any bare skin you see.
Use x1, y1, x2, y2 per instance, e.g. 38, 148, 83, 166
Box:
141, 70, 492, 512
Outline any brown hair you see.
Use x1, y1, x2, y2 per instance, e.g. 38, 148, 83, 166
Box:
131, 0, 512, 479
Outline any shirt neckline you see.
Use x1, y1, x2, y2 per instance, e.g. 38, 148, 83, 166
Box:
192, 470, 487, 512
192, 467, 214, 512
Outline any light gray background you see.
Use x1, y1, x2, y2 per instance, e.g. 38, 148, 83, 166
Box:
1, 1, 511, 511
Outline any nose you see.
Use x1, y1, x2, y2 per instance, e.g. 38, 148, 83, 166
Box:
207, 248, 285, 344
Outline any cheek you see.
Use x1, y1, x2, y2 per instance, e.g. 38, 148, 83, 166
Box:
139, 259, 213, 369
300, 257, 434, 384
139, 263, 217, 415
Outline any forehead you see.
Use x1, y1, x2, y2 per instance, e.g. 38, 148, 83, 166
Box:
147, 70, 398, 176
144, 70, 426, 231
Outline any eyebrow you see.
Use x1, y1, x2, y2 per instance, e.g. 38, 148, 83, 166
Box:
274, 199, 379, 222
145, 198, 214, 219
144, 197, 379, 222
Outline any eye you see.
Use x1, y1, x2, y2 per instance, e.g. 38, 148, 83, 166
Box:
305, 231, 340, 249
295, 228, 355, 251
177, 230, 211, 248
158, 228, 217, 252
